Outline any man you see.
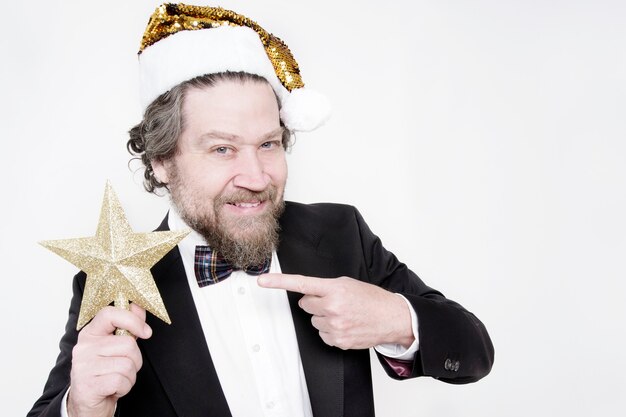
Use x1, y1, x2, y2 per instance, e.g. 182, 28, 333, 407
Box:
29, 4, 494, 417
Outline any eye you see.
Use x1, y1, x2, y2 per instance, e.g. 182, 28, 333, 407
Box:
260, 140, 280, 150
214, 146, 230, 155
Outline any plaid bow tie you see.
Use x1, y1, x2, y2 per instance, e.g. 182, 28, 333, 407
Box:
194, 246, 271, 287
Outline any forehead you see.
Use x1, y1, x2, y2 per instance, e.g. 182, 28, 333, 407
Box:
181, 79, 281, 135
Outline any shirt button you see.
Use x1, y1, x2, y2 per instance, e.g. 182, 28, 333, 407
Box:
266, 401, 275, 409
238, 286, 246, 295
252, 344, 261, 352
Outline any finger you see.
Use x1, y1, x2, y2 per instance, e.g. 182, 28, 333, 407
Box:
75, 355, 141, 381
317, 331, 337, 348
99, 337, 143, 371
77, 331, 137, 356
70, 356, 139, 401
258, 273, 332, 296
318, 331, 353, 351
298, 295, 326, 316
110, 373, 136, 399
128, 303, 152, 338
73, 336, 144, 372
91, 371, 136, 399
129, 302, 147, 322
84, 306, 152, 339
310, 315, 332, 332
311, 315, 349, 334
97, 357, 141, 384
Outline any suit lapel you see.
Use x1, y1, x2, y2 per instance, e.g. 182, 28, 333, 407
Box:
140, 216, 232, 417
278, 216, 345, 417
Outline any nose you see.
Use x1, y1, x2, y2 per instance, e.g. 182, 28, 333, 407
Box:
232, 151, 271, 191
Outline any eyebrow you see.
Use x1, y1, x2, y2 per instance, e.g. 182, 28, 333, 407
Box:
198, 127, 285, 143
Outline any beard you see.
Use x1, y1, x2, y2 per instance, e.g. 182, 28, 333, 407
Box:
167, 164, 284, 268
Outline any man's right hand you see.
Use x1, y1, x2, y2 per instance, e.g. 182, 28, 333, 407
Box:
67, 303, 152, 417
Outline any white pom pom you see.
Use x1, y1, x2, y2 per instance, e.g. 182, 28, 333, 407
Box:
280, 88, 332, 132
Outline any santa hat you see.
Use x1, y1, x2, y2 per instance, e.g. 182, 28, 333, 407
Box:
138, 3, 331, 132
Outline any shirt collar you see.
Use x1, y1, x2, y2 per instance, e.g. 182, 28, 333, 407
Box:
167, 205, 208, 263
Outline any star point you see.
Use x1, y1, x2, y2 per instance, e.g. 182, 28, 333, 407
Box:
40, 182, 189, 330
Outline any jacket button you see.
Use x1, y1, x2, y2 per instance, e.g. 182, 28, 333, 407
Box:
454, 360, 460, 372
444, 359, 452, 370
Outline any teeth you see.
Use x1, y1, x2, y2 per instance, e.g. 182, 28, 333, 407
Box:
235, 202, 260, 208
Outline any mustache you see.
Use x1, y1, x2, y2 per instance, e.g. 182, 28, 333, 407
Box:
215, 187, 277, 206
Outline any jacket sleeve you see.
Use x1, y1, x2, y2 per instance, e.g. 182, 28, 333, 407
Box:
27, 273, 85, 417
351, 207, 495, 383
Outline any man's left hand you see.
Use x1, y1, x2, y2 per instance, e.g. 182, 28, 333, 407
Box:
258, 273, 414, 350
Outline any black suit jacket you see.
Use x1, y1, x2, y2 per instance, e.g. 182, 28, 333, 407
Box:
28, 202, 494, 417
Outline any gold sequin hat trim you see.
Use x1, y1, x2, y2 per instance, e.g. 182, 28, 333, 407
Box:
140, 3, 303, 91
138, 3, 330, 131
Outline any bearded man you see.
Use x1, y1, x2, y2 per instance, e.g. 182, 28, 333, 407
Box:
29, 4, 494, 417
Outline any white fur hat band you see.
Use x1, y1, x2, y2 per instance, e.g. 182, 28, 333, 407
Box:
139, 3, 330, 132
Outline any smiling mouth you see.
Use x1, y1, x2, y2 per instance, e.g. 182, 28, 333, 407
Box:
231, 201, 262, 208
219, 188, 276, 212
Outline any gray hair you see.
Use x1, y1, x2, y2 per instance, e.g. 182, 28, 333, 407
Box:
127, 72, 293, 193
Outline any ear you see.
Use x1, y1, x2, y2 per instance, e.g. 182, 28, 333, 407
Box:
151, 159, 170, 184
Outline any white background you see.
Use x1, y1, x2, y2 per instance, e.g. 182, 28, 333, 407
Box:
2, 0, 625, 415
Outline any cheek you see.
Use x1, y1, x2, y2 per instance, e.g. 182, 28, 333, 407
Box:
191, 167, 236, 198
267, 156, 288, 186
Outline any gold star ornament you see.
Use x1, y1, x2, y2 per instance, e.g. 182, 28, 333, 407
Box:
40, 182, 189, 331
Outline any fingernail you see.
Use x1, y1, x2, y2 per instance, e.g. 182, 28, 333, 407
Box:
258, 276, 268, 285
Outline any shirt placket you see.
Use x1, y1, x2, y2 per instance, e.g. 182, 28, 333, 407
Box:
230, 272, 286, 416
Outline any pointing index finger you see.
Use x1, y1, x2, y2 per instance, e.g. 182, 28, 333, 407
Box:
258, 273, 330, 296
